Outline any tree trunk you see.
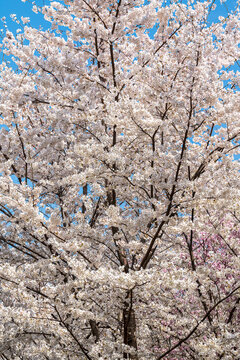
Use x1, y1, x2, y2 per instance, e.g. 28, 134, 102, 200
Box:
123, 291, 138, 359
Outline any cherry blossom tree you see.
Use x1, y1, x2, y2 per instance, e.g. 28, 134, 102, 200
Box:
0, 0, 239, 359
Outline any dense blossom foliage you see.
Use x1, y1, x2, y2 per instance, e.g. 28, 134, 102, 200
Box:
0, 0, 239, 359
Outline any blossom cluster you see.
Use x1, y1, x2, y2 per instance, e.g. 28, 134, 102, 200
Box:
0, 0, 239, 359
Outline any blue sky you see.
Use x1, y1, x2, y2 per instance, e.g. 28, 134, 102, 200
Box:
0, 0, 239, 164
0, 0, 238, 32
0, 0, 238, 188
0, 0, 50, 31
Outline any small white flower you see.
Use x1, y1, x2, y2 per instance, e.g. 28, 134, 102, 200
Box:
21, 17, 30, 24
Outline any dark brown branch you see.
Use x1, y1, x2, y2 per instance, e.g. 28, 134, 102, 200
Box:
140, 79, 195, 269
115, 23, 183, 101
110, 42, 117, 87
0, 235, 47, 260
89, 320, 99, 343
143, 23, 183, 67
15, 123, 28, 184
89, 197, 101, 227
37, 63, 62, 87
156, 286, 240, 359
0, 145, 22, 184
111, 0, 122, 35
54, 306, 93, 360
227, 297, 239, 324
82, 0, 107, 29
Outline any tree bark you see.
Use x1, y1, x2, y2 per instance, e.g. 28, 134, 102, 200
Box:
123, 290, 138, 359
